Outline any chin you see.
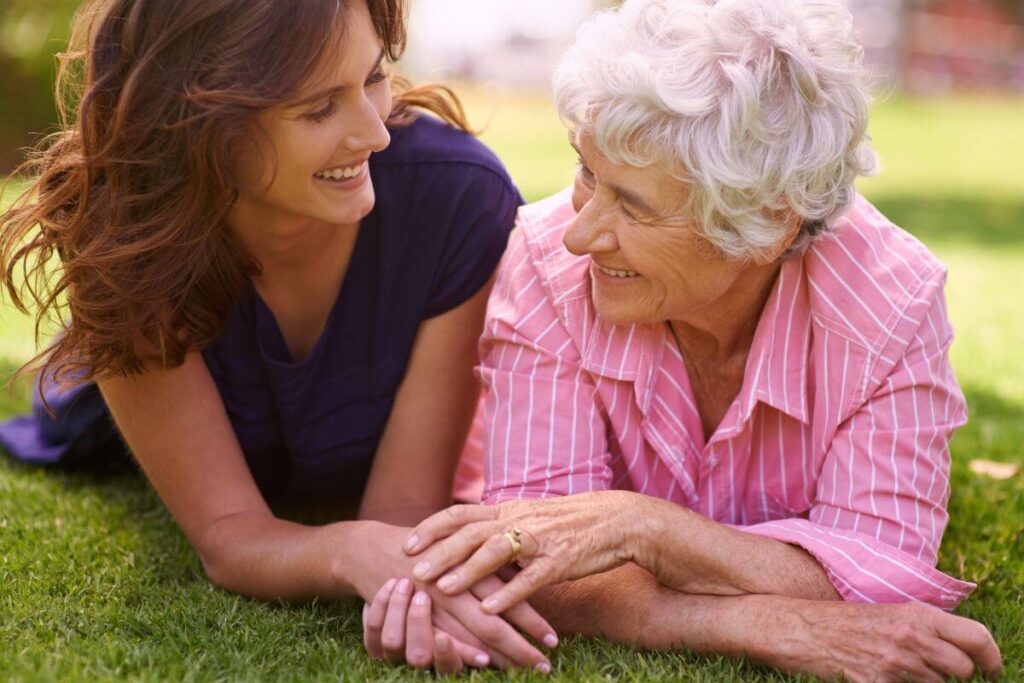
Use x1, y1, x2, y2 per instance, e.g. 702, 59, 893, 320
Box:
593, 299, 645, 325
322, 192, 376, 225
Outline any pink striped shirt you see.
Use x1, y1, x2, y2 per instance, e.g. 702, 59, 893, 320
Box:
474, 188, 973, 609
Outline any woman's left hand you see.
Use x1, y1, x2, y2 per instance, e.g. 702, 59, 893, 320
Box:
403, 491, 650, 614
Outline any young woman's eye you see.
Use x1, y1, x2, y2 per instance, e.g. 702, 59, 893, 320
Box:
305, 98, 338, 123
366, 68, 389, 87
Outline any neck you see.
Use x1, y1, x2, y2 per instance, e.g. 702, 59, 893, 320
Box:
229, 203, 356, 276
670, 261, 781, 363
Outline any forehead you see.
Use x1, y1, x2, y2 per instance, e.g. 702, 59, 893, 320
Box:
293, 1, 381, 98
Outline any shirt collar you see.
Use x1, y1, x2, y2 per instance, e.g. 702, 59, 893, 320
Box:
735, 256, 812, 427
578, 256, 812, 430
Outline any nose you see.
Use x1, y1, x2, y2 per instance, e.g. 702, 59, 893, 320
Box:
563, 202, 618, 256
342, 96, 391, 154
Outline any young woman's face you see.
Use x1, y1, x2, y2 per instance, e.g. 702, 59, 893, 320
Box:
235, 0, 392, 229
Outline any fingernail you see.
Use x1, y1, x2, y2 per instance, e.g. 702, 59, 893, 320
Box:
413, 560, 431, 578
404, 534, 420, 552
438, 574, 458, 590
474, 653, 490, 667
397, 578, 411, 594
543, 633, 559, 648
383, 577, 397, 592
481, 597, 499, 612
412, 591, 428, 606
435, 635, 450, 653
535, 661, 551, 674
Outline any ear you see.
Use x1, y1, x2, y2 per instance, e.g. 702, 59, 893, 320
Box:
754, 210, 802, 264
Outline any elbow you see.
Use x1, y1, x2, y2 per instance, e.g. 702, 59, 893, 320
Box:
196, 540, 239, 593
193, 512, 250, 594
199, 550, 232, 592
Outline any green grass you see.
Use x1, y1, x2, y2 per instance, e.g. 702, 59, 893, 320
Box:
1, 93, 1022, 681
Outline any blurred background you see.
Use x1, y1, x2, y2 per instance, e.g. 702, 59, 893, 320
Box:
2, 0, 1023, 171
0, 3, 1020, 679
0, 2, 1021, 412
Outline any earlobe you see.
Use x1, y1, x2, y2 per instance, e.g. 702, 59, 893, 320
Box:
757, 210, 802, 264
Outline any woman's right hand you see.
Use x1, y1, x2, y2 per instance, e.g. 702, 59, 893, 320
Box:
347, 521, 556, 672
362, 572, 558, 674
363, 578, 485, 675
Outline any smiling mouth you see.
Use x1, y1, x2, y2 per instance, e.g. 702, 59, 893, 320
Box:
313, 162, 368, 181
595, 263, 639, 278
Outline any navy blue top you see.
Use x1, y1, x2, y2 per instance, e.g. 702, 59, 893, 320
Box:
0, 116, 521, 502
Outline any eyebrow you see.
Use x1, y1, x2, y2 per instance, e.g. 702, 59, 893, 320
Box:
569, 139, 663, 219
294, 48, 387, 106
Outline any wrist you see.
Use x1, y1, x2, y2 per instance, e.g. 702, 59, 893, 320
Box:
627, 494, 670, 572
324, 520, 413, 601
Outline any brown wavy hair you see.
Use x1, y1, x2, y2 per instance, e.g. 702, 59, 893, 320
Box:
0, 0, 471, 388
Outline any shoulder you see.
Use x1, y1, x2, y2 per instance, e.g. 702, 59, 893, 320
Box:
374, 115, 516, 191
803, 194, 949, 354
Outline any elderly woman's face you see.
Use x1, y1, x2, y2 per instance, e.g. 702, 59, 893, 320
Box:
565, 136, 764, 326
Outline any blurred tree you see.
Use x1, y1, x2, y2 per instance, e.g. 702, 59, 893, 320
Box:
0, 0, 80, 174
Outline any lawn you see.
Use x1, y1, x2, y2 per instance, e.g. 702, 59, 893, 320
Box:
1, 92, 1022, 682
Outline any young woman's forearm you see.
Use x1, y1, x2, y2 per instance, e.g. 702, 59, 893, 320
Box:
195, 513, 381, 602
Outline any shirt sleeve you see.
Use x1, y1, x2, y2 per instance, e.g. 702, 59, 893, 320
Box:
423, 167, 523, 318
478, 228, 613, 503
738, 286, 974, 610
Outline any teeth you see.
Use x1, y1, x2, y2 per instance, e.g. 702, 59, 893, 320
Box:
597, 265, 638, 278
315, 162, 366, 180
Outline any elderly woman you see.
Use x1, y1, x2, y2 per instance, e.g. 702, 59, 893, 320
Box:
364, 0, 1003, 679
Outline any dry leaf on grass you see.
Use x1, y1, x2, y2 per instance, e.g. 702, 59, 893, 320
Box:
968, 459, 1019, 480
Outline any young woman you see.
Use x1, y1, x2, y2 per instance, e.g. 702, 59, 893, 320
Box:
0, 0, 555, 673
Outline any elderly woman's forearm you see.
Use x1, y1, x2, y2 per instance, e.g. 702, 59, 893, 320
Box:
633, 496, 840, 601
530, 564, 787, 655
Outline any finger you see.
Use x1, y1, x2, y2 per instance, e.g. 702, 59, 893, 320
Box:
403, 591, 434, 668
448, 593, 551, 672
481, 558, 556, 614
404, 504, 500, 555
935, 616, 1003, 680
472, 575, 558, 649
433, 609, 504, 669
412, 521, 501, 582
363, 578, 397, 659
433, 631, 464, 676
380, 578, 414, 662
917, 636, 976, 680
436, 532, 525, 595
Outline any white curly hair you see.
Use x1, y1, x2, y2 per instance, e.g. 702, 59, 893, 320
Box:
553, 0, 880, 259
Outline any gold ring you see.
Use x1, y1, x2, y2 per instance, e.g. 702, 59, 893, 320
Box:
503, 527, 523, 563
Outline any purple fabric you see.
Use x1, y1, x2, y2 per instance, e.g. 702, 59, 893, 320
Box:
0, 116, 521, 501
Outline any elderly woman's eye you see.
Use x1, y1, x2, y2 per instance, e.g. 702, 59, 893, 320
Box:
575, 157, 595, 183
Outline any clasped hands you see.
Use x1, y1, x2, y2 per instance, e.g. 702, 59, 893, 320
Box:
362, 491, 645, 673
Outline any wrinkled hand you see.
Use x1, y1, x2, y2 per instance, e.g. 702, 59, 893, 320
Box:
404, 491, 648, 614
771, 599, 1002, 682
